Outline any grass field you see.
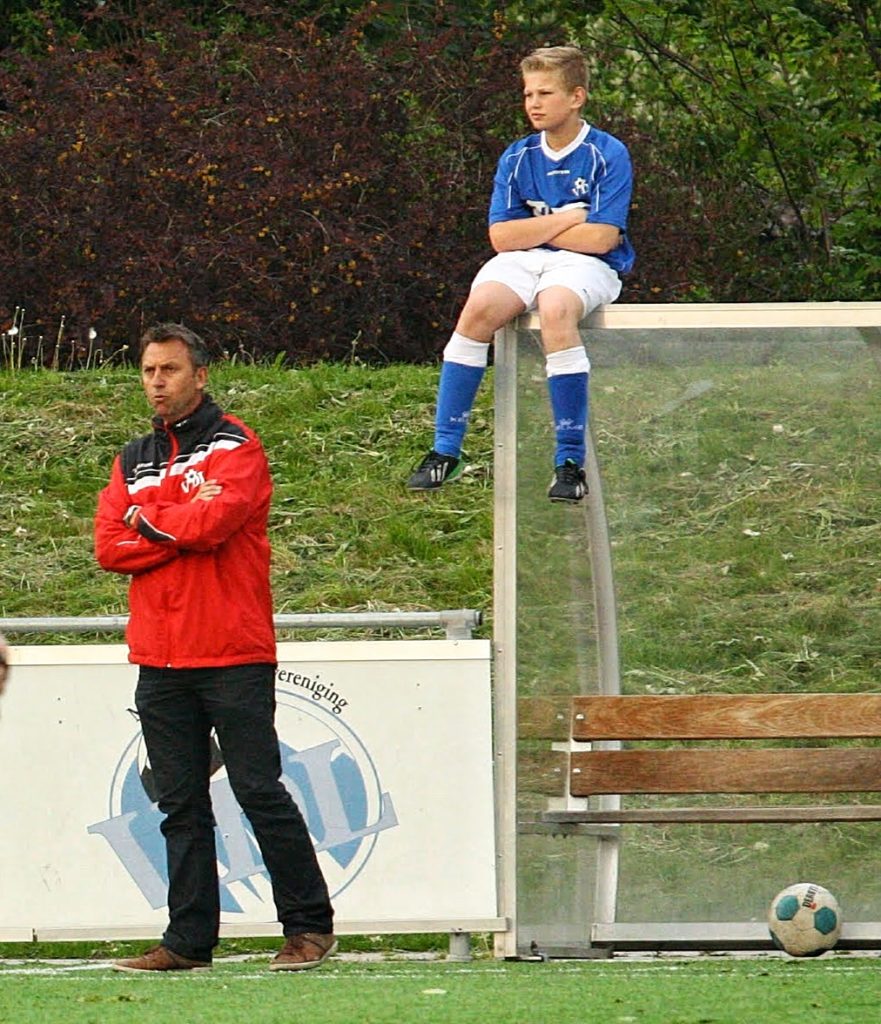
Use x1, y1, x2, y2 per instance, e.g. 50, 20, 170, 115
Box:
2, 954, 881, 1024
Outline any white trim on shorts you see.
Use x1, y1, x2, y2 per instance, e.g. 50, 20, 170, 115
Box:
471, 248, 622, 318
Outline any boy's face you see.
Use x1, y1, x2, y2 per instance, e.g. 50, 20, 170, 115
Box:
522, 71, 585, 136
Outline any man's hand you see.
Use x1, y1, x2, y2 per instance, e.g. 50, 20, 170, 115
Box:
123, 505, 143, 529
192, 479, 223, 502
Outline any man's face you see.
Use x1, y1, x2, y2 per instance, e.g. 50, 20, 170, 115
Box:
141, 339, 207, 424
522, 71, 585, 135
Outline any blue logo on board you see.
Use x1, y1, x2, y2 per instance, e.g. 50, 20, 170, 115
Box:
87, 685, 398, 910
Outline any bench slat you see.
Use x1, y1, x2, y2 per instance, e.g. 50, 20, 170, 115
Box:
518, 696, 570, 740
519, 749, 568, 795
572, 694, 881, 740
570, 747, 881, 795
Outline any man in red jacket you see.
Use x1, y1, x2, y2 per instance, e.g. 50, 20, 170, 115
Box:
95, 323, 335, 973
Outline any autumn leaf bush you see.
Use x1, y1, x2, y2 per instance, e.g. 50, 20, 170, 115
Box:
0, 4, 527, 362
0, 1, 795, 365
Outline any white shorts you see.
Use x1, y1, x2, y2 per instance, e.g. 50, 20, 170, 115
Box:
471, 249, 622, 318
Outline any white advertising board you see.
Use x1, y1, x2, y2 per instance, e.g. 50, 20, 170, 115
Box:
0, 640, 498, 941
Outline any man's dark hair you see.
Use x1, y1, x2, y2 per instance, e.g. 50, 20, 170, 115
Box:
139, 323, 210, 368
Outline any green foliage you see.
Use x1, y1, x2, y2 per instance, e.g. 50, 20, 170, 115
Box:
0, 2, 529, 363
580, 0, 881, 299
1, 0, 879, 361
1, 0, 82, 53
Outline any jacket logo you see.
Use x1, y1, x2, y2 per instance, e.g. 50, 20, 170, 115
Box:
181, 468, 206, 494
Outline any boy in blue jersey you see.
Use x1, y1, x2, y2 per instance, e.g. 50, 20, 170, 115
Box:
407, 45, 635, 502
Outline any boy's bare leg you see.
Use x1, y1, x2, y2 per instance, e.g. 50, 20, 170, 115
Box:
456, 281, 527, 341
407, 283, 525, 491
535, 285, 583, 353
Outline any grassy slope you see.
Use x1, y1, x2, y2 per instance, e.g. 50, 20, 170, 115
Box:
0, 364, 494, 632
510, 340, 881, 696
4, 349, 879, 677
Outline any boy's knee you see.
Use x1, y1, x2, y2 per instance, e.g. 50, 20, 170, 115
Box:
537, 292, 583, 324
539, 309, 582, 339
462, 288, 502, 319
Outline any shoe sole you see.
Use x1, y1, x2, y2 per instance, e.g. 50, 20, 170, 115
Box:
548, 493, 586, 504
268, 939, 338, 972
407, 481, 457, 491
406, 469, 463, 491
112, 962, 211, 973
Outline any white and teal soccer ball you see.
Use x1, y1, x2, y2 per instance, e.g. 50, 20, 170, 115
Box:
768, 882, 842, 957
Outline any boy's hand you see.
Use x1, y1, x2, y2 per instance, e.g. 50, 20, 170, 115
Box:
555, 201, 588, 217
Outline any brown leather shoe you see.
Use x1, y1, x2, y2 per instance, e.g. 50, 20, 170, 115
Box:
269, 933, 337, 971
113, 944, 211, 972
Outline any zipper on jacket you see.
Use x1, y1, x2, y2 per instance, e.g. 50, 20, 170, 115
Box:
158, 422, 180, 670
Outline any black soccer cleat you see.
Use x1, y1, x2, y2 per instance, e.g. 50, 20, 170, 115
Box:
406, 450, 462, 491
548, 459, 587, 503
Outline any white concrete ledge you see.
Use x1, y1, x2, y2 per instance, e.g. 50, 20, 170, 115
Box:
27, 919, 509, 942
518, 301, 881, 331
591, 920, 881, 950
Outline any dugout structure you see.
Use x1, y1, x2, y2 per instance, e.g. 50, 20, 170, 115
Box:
493, 303, 881, 959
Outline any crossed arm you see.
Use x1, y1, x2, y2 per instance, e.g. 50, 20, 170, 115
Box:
489, 206, 622, 255
95, 443, 268, 575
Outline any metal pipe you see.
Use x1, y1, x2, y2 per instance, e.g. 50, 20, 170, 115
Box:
0, 609, 482, 641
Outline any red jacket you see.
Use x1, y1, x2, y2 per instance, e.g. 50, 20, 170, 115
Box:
94, 396, 277, 668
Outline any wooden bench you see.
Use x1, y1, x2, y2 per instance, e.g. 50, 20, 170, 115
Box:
540, 693, 881, 828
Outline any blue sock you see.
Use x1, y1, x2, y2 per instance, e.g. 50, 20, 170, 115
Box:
433, 360, 486, 458
547, 371, 588, 466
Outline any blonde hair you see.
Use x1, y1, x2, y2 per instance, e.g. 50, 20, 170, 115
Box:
520, 46, 589, 95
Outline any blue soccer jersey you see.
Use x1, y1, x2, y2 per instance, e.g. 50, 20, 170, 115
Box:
488, 121, 635, 274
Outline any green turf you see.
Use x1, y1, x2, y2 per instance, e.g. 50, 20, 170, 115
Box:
0, 957, 879, 1024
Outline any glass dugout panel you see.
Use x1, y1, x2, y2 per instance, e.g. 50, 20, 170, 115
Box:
510, 322, 881, 953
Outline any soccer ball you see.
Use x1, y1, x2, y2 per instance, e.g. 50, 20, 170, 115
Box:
768, 882, 842, 957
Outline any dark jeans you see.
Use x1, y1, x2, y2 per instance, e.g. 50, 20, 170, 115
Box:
135, 663, 334, 962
